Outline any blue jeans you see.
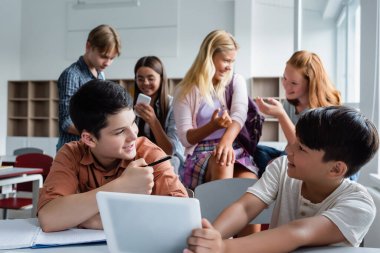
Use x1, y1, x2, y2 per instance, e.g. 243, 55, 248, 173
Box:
254, 145, 286, 177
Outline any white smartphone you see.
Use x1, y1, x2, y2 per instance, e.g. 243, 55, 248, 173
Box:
135, 93, 151, 117
136, 93, 151, 105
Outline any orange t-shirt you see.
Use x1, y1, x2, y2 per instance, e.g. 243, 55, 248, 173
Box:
38, 137, 187, 212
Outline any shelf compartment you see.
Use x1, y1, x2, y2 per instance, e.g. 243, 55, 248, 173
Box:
51, 100, 58, 118
30, 81, 51, 99
119, 79, 135, 97
251, 77, 280, 98
50, 81, 58, 99
8, 101, 28, 118
168, 78, 181, 95
8, 119, 28, 136
30, 119, 50, 137
30, 101, 50, 117
50, 119, 59, 137
260, 121, 279, 142
8, 81, 28, 99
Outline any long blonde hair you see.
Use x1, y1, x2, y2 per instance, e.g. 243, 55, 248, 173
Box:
287, 50, 342, 108
176, 30, 239, 105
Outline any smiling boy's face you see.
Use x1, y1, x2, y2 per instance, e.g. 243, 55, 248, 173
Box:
285, 139, 336, 183
90, 108, 139, 165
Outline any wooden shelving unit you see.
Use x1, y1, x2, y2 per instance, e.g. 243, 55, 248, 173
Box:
109, 79, 135, 97
7, 78, 182, 138
8, 81, 58, 137
8, 77, 288, 141
168, 78, 182, 95
250, 77, 286, 142
111, 78, 182, 97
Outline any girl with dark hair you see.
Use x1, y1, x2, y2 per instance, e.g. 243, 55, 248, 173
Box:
133, 56, 184, 172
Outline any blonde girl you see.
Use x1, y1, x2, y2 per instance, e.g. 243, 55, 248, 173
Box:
174, 30, 258, 190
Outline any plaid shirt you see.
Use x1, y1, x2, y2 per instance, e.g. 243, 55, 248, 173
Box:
56, 56, 105, 151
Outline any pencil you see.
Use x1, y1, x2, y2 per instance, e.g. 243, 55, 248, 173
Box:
143, 155, 172, 167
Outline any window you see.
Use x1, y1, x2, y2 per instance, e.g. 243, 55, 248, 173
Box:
336, 0, 361, 105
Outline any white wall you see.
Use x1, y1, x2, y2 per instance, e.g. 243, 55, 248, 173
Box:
359, 0, 380, 187
1, 0, 336, 155
303, 8, 336, 82
359, 0, 380, 247
251, 2, 293, 76
0, 0, 22, 156
251, 2, 335, 78
2, 0, 235, 154
19, 0, 234, 80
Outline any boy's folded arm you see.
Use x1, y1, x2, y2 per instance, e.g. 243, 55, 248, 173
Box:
78, 213, 103, 230
224, 215, 346, 253
38, 177, 131, 232
38, 190, 99, 232
39, 162, 157, 232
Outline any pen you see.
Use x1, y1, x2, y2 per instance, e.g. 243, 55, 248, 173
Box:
143, 155, 172, 167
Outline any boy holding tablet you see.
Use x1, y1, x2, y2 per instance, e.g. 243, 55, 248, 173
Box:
38, 80, 187, 232
186, 106, 378, 252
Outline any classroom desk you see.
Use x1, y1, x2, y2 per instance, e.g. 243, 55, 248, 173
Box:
294, 246, 380, 252
0, 155, 16, 166
0, 244, 379, 253
0, 167, 43, 217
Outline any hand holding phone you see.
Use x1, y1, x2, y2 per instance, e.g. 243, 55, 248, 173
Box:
135, 93, 151, 117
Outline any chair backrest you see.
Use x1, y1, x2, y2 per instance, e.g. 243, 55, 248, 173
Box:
194, 178, 273, 224
13, 147, 44, 156
186, 188, 195, 198
14, 153, 53, 192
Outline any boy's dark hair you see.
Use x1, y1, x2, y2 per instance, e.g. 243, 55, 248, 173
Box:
70, 80, 132, 139
296, 106, 379, 178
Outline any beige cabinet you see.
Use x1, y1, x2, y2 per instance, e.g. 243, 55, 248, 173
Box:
250, 77, 286, 142
111, 78, 182, 97
109, 79, 135, 97
8, 81, 58, 137
168, 78, 182, 95
7, 78, 182, 138
8, 78, 287, 141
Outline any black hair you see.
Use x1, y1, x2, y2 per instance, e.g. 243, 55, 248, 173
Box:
70, 79, 133, 139
296, 106, 379, 178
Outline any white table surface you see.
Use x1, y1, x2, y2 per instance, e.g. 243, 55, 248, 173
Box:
0, 155, 16, 163
1, 244, 379, 253
0, 168, 43, 217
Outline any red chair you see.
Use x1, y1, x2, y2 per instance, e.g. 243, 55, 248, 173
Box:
0, 153, 53, 219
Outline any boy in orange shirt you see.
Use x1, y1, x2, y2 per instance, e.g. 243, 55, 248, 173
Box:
38, 80, 187, 232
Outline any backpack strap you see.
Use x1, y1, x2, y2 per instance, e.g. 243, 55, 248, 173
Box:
224, 74, 264, 157
225, 74, 234, 110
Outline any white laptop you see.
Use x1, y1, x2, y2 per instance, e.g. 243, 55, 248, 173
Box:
96, 192, 202, 253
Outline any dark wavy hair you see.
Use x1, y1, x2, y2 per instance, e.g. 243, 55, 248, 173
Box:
70, 79, 132, 139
